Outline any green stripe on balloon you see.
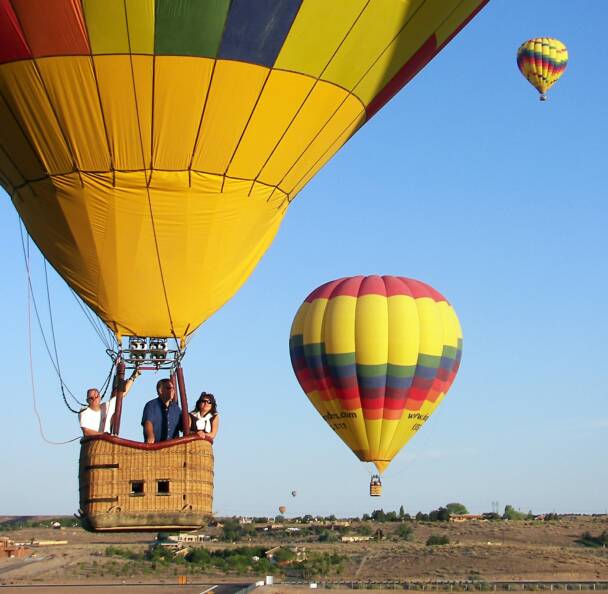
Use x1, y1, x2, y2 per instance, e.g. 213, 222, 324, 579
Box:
155, 0, 230, 57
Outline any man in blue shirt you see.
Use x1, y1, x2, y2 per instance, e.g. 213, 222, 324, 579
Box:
142, 378, 182, 443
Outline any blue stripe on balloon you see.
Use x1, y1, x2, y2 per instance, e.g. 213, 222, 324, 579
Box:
413, 365, 440, 380
386, 375, 414, 389
219, 0, 302, 67
357, 374, 387, 390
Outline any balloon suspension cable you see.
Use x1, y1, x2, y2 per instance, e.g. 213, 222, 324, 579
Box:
70, 288, 118, 351
98, 357, 118, 400
18, 220, 84, 412
26, 255, 81, 445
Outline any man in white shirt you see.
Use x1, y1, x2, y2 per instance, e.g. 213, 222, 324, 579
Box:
79, 369, 139, 436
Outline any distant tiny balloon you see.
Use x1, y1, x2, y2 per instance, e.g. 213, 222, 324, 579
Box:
517, 38, 568, 101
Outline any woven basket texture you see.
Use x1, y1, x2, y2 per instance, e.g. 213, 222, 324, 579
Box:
79, 437, 213, 531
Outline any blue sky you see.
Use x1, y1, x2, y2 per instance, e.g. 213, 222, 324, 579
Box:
1, 1, 607, 518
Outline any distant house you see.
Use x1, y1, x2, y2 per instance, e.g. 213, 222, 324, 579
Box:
264, 546, 307, 563
0, 537, 31, 559
340, 535, 373, 543
449, 514, 486, 522
166, 533, 210, 544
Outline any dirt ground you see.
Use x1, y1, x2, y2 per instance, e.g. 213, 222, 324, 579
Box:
0, 516, 607, 587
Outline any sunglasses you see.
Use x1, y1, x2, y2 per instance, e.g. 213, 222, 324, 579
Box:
201, 399, 211, 404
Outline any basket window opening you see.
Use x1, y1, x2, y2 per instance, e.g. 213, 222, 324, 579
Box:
130, 481, 144, 496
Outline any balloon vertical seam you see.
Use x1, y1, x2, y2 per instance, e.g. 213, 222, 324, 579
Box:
249, 0, 370, 192
122, 0, 153, 183
7, 2, 84, 185
80, 10, 115, 188
219, 68, 273, 193
187, 60, 218, 185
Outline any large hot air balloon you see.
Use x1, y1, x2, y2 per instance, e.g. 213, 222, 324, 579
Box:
289, 276, 462, 478
517, 38, 568, 101
0, 2, 483, 530
0, 0, 487, 341
278, 506, 287, 515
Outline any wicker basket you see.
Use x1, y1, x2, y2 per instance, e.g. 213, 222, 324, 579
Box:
79, 434, 213, 532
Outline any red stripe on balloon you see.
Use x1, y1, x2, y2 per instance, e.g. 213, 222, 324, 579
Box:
382, 408, 403, 421
335, 385, 359, 402
396, 277, 446, 301
436, 0, 489, 53
383, 393, 407, 409
403, 398, 423, 411
366, 0, 488, 120
12, 0, 90, 57
365, 35, 437, 120
339, 396, 362, 411
362, 407, 383, 421
0, 0, 31, 64
358, 275, 387, 297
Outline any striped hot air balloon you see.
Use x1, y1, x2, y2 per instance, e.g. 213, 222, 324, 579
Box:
517, 37, 568, 101
289, 275, 462, 474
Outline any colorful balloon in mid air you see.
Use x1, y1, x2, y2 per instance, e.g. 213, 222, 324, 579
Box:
0, 1, 487, 341
289, 276, 462, 474
278, 506, 286, 515
517, 38, 568, 101
291, 490, 297, 497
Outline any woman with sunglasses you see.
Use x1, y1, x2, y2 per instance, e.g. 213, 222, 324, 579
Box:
190, 392, 220, 443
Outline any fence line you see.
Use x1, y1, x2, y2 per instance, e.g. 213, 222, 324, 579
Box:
279, 580, 608, 592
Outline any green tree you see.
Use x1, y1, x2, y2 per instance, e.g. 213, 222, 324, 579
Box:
426, 534, 450, 546
446, 502, 469, 515
429, 507, 450, 522
318, 530, 339, 543
578, 530, 608, 547
397, 524, 414, 540
482, 512, 501, 520
503, 505, 526, 521
399, 505, 405, 519
221, 518, 245, 541
356, 523, 372, 536
385, 511, 398, 522
272, 548, 296, 564
371, 509, 386, 522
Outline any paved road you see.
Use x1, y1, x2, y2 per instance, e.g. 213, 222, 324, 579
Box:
0, 582, 250, 593
0, 557, 53, 577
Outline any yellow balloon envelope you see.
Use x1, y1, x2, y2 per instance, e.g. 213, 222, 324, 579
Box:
0, 1, 486, 339
289, 276, 463, 474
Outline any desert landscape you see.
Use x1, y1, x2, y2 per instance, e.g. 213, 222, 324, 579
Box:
1, 515, 607, 591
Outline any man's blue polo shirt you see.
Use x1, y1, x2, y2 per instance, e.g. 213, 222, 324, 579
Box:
141, 398, 182, 442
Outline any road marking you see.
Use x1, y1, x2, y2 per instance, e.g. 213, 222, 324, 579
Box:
199, 586, 218, 594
